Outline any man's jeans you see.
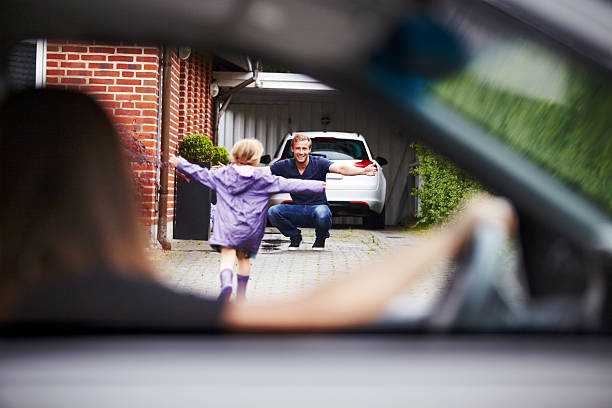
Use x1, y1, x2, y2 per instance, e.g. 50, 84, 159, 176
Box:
268, 204, 332, 239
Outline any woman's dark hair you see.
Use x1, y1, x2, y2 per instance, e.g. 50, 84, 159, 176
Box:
0, 89, 151, 316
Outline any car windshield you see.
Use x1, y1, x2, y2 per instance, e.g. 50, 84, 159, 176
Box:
2, 1, 611, 337
281, 138, 368, 160
426, 8, 612, 215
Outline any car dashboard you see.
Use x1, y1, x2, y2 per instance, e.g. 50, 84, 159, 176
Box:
1, 334, 612, 408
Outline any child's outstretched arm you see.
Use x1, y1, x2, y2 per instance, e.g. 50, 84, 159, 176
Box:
169, 154, 216, 189
269, 175, 324, 195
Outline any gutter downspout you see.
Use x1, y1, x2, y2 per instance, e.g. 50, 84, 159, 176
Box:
157, 46, 172, 250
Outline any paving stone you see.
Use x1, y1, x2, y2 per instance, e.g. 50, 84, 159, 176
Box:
152, 227, 451, 316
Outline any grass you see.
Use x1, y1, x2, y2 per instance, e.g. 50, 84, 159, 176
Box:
403, 223, 434, 235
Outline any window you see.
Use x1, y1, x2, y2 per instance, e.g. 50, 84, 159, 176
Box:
281, 138, 368, 160
427, 13, 612, 214
6, 39, 46, 90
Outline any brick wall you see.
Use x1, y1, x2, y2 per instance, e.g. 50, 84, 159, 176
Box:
178, 54, 214, 139
45, 41, 214, 234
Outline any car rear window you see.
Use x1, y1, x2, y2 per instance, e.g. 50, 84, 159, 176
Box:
281, 138, 368, 160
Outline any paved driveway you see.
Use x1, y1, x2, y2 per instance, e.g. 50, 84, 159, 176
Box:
152, 227, 452, 319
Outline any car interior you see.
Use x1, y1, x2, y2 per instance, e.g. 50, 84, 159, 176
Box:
1, 0, 611, 406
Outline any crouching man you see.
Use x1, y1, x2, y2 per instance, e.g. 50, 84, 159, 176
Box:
267, 134, 377, 250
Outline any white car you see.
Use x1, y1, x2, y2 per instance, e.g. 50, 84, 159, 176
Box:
263, 132, 388, 228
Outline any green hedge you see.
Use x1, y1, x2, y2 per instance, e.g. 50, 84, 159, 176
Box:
410, 143, 481, 227
410, 42, 612, 226
431, 68, 612, 213
410, 52, 612, 226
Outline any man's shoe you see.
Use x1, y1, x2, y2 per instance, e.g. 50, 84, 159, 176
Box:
288, 235, 302, 250
312, 237, 326, 251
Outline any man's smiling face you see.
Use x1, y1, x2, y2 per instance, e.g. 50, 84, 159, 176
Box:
292, 140, 311, 165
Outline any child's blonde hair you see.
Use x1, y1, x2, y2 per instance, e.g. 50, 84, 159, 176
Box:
230, 138, 264, 165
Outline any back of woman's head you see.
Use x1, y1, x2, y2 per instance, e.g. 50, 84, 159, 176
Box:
230, 138, 264, 166
0, 89, 149, 311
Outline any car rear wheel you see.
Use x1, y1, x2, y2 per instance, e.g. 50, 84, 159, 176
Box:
363, 208, 385, 229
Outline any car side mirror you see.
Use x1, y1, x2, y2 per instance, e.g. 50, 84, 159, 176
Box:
375, 156, 388, 166
260, 154, 271, 164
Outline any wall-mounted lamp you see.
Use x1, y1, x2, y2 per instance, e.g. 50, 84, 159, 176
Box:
178, 46, 191, 60
210, 79, 220, 97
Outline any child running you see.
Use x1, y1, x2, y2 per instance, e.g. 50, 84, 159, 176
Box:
169, 139, 325, 302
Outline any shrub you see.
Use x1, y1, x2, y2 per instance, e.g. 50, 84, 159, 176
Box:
410, 143, 481, 226
211, 146, 230, 165
178, 134, 214, 162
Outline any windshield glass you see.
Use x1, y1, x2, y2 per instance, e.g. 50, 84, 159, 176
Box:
281, 138, 368, 160
428, 10, 612, 214
3, 1, 610, 336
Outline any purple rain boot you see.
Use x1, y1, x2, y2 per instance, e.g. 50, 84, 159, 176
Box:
236, 274, 249, 300
218, 268, 233, 302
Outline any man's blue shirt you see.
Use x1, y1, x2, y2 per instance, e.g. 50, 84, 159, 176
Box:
270, 156, 332, 205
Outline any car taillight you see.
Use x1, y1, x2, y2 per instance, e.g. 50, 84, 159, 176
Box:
354, 160, 373, 168
282, 200, 294, 204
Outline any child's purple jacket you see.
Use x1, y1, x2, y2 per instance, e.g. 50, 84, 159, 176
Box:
177, 158, 324, 254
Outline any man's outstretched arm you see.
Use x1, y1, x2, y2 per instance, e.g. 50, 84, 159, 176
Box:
329, 162, 377, 176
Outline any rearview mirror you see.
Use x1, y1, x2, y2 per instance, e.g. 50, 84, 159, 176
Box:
369, 15, 466, 79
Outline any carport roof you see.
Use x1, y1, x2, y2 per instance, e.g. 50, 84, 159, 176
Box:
214, 71, 335, 92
